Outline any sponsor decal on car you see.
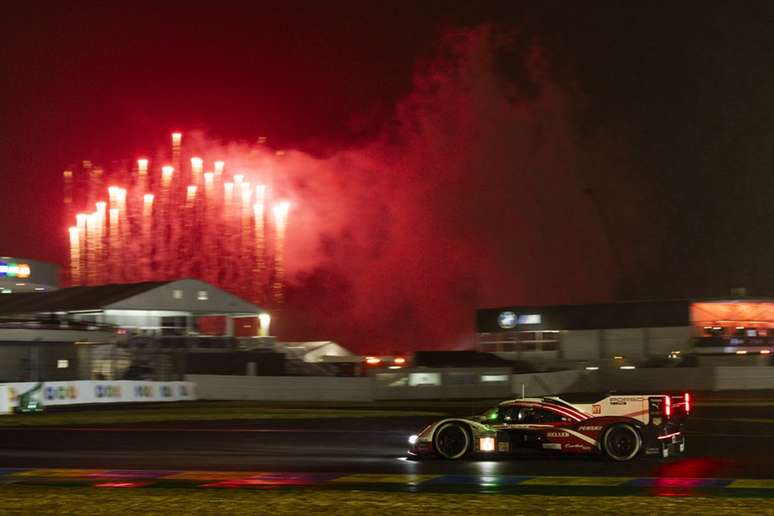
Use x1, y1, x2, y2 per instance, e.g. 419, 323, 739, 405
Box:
610, 396, 644, 405
592, 404, 601, 414
564, 443, 592, 451
546, 432, 569, 438
578, 426, 603, 431
542, 443, 562, 450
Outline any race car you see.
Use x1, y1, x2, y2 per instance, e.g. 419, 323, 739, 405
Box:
408, 393, 689, 461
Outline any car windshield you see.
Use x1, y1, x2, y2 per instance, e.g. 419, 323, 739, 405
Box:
481, 407, 500, 422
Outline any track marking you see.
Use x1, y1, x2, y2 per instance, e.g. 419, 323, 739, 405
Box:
727, 479, 774, 489
166, 471, 260, 480
520, 476, 631, 486
11, 469, 108, 478
332, 474, 438, 485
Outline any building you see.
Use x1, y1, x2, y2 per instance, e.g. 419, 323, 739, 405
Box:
0, 279, 274, 381
476, 298, 774, 367
0, 257, 59, 293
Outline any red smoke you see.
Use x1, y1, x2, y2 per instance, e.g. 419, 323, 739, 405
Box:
269, 27, 660, 353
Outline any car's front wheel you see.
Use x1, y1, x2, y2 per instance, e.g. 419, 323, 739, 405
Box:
602, 423, 642, 461
433, 422, 471, 460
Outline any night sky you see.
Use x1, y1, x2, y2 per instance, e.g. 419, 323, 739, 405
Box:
3, 2, 774, 352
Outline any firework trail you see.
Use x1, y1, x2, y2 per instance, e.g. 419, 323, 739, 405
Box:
66, 132, 290, 306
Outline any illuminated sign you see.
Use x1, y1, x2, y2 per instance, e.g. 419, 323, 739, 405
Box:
0, 262, 30, 279
497, 311, 541, 329
498, 311, 517, 329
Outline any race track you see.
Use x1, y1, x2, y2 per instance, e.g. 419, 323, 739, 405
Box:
0, 401, 771, 481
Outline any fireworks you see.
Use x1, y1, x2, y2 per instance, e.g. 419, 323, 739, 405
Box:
65, 132, 291, 305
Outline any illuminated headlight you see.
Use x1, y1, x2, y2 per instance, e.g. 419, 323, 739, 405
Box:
408, 435, 418, 445
479, 437, 495, 452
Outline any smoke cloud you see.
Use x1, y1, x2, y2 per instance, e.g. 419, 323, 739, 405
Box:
176, 26, 660, 353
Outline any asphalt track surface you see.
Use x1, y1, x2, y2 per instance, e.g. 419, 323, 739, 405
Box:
0, 402, 772, 482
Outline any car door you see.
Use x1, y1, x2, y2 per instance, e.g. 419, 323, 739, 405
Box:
494, 405, 574, 451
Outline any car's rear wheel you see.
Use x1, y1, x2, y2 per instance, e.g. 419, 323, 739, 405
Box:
602, 424, 642, 461
433, 422, 471, 460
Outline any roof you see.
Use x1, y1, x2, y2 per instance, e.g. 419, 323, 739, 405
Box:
0, 281, 170, 314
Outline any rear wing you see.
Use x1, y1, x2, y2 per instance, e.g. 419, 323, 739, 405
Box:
574, 392, 691, 425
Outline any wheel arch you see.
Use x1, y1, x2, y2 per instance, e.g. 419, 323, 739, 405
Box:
431, 419, 478, 459
601, 421, 645, 461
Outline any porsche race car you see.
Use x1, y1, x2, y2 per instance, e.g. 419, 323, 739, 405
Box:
408, 393, 689, 461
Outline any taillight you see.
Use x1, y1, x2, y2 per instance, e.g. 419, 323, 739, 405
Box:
684, 392, 691, 414
664, 395, 672, 417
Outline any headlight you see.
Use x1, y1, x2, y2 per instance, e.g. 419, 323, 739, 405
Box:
408, 435, 418, 445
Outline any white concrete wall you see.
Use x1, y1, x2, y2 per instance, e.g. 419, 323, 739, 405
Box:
714, 367, 774, 390
511, 370, 600, 397
597, 367, 715, 392
188, 374, 374, 401
189, 366, 774, 402
372, 368, 512, 400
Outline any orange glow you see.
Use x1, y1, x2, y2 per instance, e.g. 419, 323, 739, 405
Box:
665, 395, 671, 417
255, 184, 266, 201
108, 186, 119, 208
684, 392, 690, 414
191, 157, 203, 182
691, 302, 774, 329
239, 181, 252, 205
171, 132, 182, 145
394, 357, 406, 365
204, 172, 214, 188
214, 160, 225, 175
366, 357, 381, 365
137, 158, 149, 175
273, 201, 290, 228
95, 201, 106, 215
116, 188, 127, 211
187, 185, 197, 202
761, 349, 772, 354
162, 165, 174, 186
143, 194, 154, 217
68, 226, 81, 285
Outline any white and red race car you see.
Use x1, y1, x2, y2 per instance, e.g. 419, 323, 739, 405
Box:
408, 393, 689, 461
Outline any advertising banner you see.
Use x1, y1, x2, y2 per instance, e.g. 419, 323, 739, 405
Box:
0, 381, 196, 414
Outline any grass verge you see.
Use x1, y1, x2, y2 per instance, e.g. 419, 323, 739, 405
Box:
1, 486, 773, 515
